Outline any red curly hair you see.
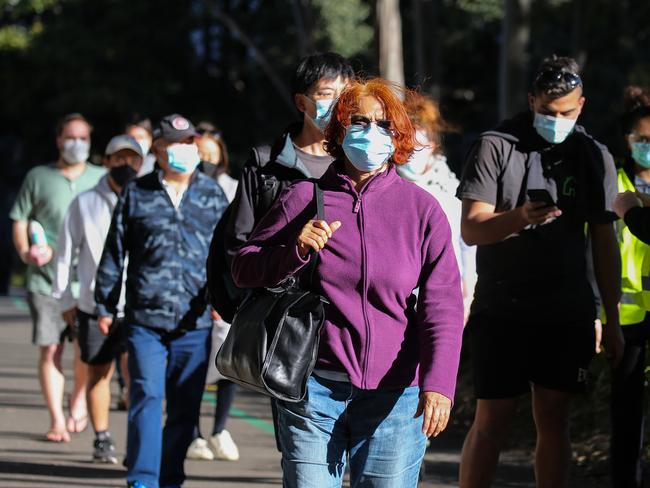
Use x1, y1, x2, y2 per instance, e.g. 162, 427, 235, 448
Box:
324, 78, 415, 165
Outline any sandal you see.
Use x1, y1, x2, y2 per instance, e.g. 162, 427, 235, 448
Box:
45, 427, 71, 443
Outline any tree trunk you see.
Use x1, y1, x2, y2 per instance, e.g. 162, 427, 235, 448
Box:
377, 0, 405, 87
498, 0, 531, 120
411, 0, 424, 87
428, 0, 442, 100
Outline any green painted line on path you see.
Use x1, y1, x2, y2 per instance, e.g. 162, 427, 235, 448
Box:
202, 392, 275, 436
10, 297, 29, 312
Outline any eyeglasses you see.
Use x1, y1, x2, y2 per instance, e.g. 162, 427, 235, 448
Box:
629, 133, 650, 144
534, 70, 582, 91
349, 115, 394, 133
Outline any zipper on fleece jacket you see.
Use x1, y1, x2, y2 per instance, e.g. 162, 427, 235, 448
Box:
356, 195, 372, 389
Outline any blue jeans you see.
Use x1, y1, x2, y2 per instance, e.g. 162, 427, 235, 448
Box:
126, 325, 211, 488
277, 375, 426, 488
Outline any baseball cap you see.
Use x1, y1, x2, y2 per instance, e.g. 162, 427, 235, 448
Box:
154, 114, 198, 143
105, 134, 143, 157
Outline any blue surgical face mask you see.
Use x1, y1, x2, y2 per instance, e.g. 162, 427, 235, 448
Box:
632, 142, 650, 169
533, 112, 577, 144
310, 99, 334, 132
342, 123, 395, 172
166, 143, 200, 173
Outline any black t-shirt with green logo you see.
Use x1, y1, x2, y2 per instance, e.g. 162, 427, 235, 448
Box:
457, 112, 617, 323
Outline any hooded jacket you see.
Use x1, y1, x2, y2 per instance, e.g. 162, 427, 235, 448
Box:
232, 161, 464, 401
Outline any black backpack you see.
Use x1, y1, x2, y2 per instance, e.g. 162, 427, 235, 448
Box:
206, 145, 275, 323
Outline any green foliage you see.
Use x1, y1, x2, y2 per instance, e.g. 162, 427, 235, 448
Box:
456, 0, 503, 22
312, 0, 373, 58
0, 25, 31, 50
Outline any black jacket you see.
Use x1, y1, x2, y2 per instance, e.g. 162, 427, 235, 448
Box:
223, 125, 317, 266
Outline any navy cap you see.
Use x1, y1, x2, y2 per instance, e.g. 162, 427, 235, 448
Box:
155, 114, 198, 143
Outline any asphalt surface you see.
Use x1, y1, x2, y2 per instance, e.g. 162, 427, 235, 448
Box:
0, 293, 539, 488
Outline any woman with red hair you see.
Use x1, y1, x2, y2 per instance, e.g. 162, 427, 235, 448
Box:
232, 78, 464, 487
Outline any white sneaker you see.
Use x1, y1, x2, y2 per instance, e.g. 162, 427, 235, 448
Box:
186, 437, 214, 461
208, 430, 240, 461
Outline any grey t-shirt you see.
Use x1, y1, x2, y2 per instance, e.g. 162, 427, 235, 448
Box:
457, 113, 617, 322
293, 144, 333, 179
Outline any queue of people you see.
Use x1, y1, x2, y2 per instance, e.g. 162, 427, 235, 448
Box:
8, 50, 650, 488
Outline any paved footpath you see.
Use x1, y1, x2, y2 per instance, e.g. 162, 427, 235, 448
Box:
0, 293, 537, 488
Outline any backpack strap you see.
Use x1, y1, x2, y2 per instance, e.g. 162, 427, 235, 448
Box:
251, 145, 272, 168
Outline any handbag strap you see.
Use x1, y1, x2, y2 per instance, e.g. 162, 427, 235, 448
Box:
305, 182, 324, 288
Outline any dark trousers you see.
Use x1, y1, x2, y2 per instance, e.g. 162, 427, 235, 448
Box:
611, 317, 650, 488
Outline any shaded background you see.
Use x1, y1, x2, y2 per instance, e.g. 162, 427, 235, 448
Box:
1, 0, 650, 474
2, 0, 650, 175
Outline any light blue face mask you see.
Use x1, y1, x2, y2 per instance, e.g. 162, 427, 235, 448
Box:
311, 99, 334, 132
166, 143, 201, 173
533, 112, 577, 144
632, 142, 650, 169
342, 123, 395, 172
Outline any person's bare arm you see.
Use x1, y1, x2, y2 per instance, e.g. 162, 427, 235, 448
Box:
12, 220, 36, 265
590, 222, 624, 368
461, 200, 562, 246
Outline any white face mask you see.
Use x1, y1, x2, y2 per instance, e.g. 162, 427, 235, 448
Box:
398, 129, 434, 180
61, 138, 90, 165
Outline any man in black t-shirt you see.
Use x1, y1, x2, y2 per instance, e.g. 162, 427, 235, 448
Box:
457, 56, 624, 488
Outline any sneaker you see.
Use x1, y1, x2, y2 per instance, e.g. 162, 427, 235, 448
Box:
186, 437, 214, 461
208, 430, 239, 461
93, 434, 118, 464
128, 482, 147, 488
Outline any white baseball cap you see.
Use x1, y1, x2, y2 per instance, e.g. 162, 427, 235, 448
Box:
105, 134, 143, 157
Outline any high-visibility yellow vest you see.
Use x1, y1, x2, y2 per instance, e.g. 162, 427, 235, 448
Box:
616, 168, 650, 325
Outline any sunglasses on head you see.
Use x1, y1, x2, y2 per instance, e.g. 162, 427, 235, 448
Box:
534, 70, 582, 91
197, 127, 222, 138
349, 115, 394, 132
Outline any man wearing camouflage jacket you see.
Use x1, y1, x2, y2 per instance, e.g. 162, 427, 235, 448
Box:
95, 114, 229, 488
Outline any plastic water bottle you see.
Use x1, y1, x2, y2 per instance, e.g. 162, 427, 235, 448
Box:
28, 220, 47, 246
27, 221, 51, 266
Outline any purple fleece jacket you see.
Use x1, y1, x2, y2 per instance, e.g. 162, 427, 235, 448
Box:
232, 161, 464, 401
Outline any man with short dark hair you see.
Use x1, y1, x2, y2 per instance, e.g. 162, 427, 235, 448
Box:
95, 114, 229, 488
10, 113, 104, 442
223, 52, 354, 267
457, 56, 624, 488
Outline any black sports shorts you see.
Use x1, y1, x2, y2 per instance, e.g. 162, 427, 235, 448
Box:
465, 314, 596, 399
77, 310, 126, 365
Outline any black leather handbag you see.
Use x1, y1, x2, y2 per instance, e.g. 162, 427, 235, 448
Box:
215, 183, 327, 402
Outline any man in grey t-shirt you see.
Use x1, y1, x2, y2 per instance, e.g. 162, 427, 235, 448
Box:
456, 56, 623, 488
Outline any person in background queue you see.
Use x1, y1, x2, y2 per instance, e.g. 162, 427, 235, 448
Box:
54, 135, 143, 463
10, 113, 104, 442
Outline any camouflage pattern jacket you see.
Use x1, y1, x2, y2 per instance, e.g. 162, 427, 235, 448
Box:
95, 170, 229, 331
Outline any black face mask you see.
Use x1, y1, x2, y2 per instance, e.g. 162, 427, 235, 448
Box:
109, 165, 138, 187
201, 160, 220, 178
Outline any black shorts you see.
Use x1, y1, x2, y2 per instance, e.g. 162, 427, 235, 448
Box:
77, 310, 126, 365
465, 314, 596, 399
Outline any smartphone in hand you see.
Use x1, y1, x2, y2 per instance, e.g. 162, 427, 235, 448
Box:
526, 189, 557, 208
